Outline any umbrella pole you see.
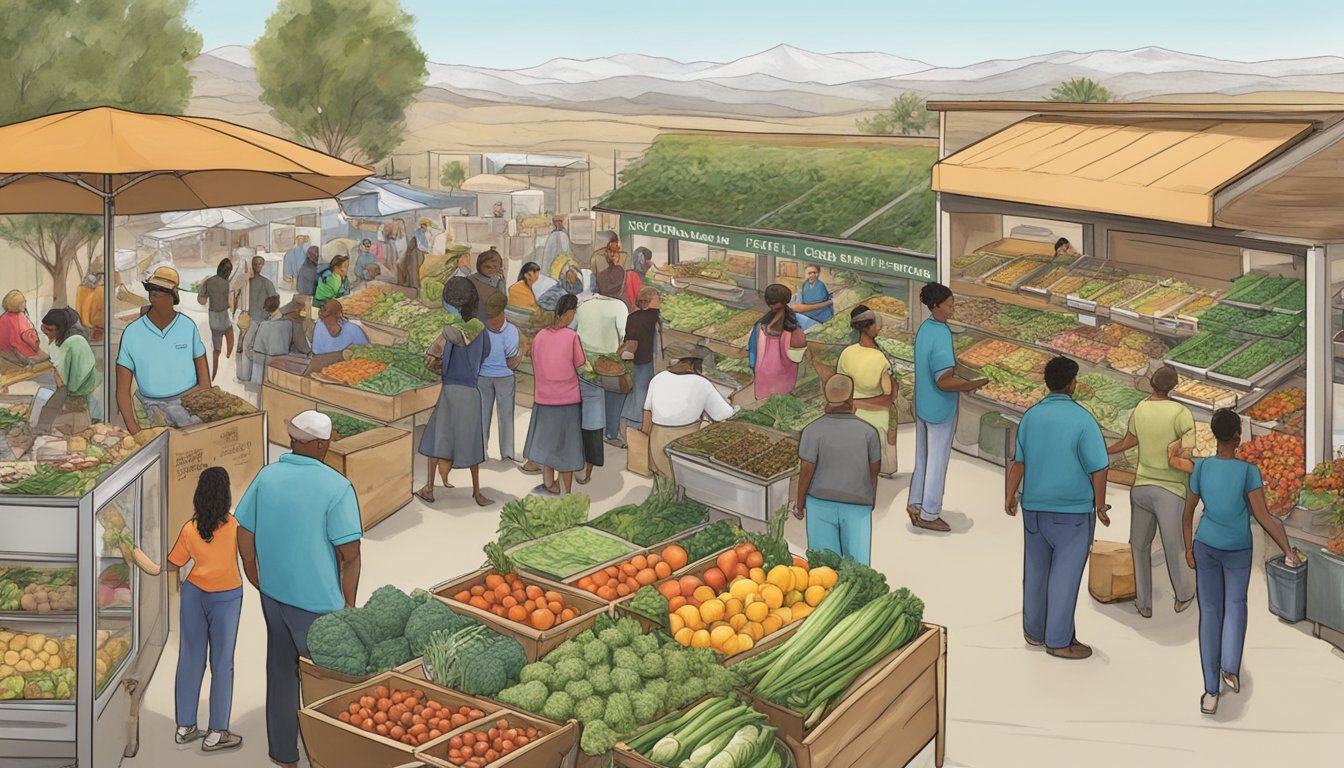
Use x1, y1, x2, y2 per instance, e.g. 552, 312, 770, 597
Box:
102, 175, 114, 426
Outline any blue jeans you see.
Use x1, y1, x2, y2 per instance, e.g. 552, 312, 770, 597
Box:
1023, 510, 1095, 649
804, 495, 872, 565
1193, 540, 1251, 695
604, 390, 627, 440
909, 415, 956, 521
260, 593, 325, 764
176, 582, 243, 731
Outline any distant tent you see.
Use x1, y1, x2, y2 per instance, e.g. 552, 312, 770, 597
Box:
158, 208, 259, 230
459, 173, 529, 194
338, 177, 475, 218
482, 153, 588, 177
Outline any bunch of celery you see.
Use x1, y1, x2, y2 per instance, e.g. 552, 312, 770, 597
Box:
625, 696, 782, 768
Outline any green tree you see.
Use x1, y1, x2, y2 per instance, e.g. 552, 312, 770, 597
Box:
1046, 78, 1116, 103
254, 0, 427, 166
439, 160, 466, 192
0, 0, 201, 304
856, 92, 932, 136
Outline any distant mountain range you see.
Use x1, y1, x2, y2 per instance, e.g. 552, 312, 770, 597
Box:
194, 44, 1344, 120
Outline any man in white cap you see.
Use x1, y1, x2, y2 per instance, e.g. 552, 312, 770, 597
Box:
235, 410, 362, 768
115, 265, 209, 432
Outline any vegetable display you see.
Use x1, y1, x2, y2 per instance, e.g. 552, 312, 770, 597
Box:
678, 521, 737, 564
1120, 284, 1199, 317
625, 697, 784, 768
984, 258, 1045, 288
180, 387, 254, 422
1166, 333, 1244, 368
1224, 274, 1299, 306
307, 586, 452, 676
737, 443, 801, 480
574, 544, 684, 602
1094, 323, 1168, 357
321, 410, 379, 440
1171, 378, 1239, 409
731, 394, 821, 433
1245, 387, 1305, 422
1194, 303, 1262, 333
355, 366, 426, 396
1268, 281, 1306, 312
344, 344, 439, 382
496, 494, 590, 549
661, 294, 735, 332
421, 624, 527, 697
332, 683, 485, 748
671, 423, 752, 458
959, 339, 1018, 369
494, 615, 738, 755
449, 572, 584, 630
340, 285, 401, 316
1300, 458, 1344, 511
976, 365, 1045, 410
696, 309, 764, 345
1234, 311, 1303, 339
1211, 338, 1301, 381
437, 716, 548, 767
321, 358, 387, 385
1074, 374, 1147, 436
959, 254, 1010, 279
509, 528, 637, 580
1235, 433, 1305, 512
586, 478, 708, 547
0, 627, 112, 699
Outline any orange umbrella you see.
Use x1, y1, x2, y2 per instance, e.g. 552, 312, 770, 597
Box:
0, 106, 371, 418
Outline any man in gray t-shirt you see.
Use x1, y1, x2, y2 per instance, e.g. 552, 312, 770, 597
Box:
795, 374, 882, 565
196, 258, 236, 381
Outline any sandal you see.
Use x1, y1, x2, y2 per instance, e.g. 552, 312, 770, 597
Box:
906, 505, 920, 524
575, 474, 591, 485
1222, 671, 1240, 694
1200, 692, 1218, 715
413, 488, 435, 504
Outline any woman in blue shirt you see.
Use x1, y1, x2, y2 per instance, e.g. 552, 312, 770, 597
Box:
311, 299, 370, 355
1171, 408, 1300, 715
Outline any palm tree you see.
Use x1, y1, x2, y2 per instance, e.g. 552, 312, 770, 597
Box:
1046, 78, 1116, 103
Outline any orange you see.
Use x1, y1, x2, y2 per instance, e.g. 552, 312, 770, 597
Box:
790, 603, 814, 621
749, 567, 767, 584
809, 567, 838, 589
724, 597, 744, 618
762, 615, 784, 634
709, 625, 736, 650
729, 613, 748, 632
759, 585, 784, 610
804, 585, 827, 607
736, 633, 754, 652
668, 613, 685, 635
690, 629, 712, 649
745, 601, 769, 623
675, 604, 703, 631
729, 579, 757, 601
692, 586, 716, 604
745, 621, 765, 642
699, 598, 726, 624
674, 627, 694, 646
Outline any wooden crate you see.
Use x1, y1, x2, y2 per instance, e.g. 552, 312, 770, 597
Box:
298, 671, 497, 768
730, 623, 947, 768
266, 352, 441, 424
325, 426, 413, 530
560, 524, 714, 607
613, 602, 798, 662
166, 411, 266, 543
430, 568, 608, 662
614, 739, 795, 768
298, 657, 426, 707
415, 710, 579, 768
261, 382, 318, 445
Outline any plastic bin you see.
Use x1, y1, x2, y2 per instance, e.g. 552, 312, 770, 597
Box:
1266, 554, 1308, 623
978, 412, 1019, 467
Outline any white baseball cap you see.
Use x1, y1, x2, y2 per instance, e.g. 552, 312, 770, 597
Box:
288, 410, 332, 442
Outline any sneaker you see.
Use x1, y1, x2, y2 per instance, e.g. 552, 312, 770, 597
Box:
1046, 641, 1093, 660
1137, 605, 1153, 619
174, 726, 203, 745
202, 730, 242, 752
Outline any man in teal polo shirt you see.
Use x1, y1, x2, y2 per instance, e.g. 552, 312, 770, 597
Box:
1005, 356, 1111, 660
235, 410, 363, 768
115, 266, 210, 433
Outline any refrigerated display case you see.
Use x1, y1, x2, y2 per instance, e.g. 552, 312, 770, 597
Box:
0, 431, 168, 768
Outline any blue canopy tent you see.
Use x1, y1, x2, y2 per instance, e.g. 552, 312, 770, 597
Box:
336, 177, 475, 218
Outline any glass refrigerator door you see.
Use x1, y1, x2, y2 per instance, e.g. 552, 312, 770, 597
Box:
92, 482, 137, 707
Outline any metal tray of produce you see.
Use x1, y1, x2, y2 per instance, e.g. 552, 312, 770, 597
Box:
1207, 354, 1302, 391
1009, 262, 1073, 295
1163, 339, 1250, 379
1109, 284, 1163, 321
981, 258, 1051, 290
1170, 380, 1240, 411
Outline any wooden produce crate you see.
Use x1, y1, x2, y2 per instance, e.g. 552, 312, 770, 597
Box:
326, 425, 413, 530
415, 710, 579, 768
730, 623, 948, 768
298, 671, 497, 768
430, 568, 608, 662
613, 601, 799, 663
167, 411, 266, 542
266, 352, 441, 423
299, 657, 427, 708
261, 382, 318, 445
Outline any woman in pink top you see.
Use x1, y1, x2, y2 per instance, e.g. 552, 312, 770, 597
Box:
748, 284, 806, 400
524, 293, 587, 495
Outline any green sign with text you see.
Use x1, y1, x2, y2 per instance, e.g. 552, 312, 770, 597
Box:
618, 213, 936, 282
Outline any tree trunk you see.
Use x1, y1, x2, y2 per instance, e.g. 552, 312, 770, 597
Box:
52, 244, 77, 306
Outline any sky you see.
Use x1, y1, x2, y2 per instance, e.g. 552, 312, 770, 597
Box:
185, 0, 1344, 69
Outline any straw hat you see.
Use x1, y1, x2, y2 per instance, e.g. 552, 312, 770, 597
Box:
142, 265, 181, 304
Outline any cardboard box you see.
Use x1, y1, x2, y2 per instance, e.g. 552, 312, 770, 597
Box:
167, 411, 266, 543
326, 425, 413, 530
298, 656, 427, 708
731, 623, 947, 768
431, 568, 608, 662
298, 671, 497, 768
626, 427, 651, 477
415, 710, 579, 768
1088, 540, 1136, 604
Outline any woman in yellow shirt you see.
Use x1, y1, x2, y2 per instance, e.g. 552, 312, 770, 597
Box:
836, 304, 897, 477
509, 261, 543, 318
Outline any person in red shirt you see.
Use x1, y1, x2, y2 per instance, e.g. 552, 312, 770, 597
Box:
0, 290, 48, 364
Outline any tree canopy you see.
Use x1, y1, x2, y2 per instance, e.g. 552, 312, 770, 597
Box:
254, 0, 428, 166
1046, 78, 1116, 103
856, 93, 933, 136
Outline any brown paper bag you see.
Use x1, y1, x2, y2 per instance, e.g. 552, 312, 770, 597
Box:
1089, 540, 1136, 603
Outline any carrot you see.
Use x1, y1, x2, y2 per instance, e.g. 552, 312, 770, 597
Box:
484, 573, 504, 590
530, 608, 555, 630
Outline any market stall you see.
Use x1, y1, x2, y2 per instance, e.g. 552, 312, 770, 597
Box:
930, 100, 1343, 648
0, 404, 169, 768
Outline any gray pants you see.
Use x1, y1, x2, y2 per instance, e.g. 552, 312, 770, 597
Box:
478, 375, 517, 461
260, 594, 323, 765
1130, 485, 1195, 612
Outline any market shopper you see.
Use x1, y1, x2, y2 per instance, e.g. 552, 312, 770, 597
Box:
479, 293, 521, 463
1168, 409, 1301, 715
794, 374, 881, 565
1005, 356, 1111, 660
510, 262, 544, 319
789, 264, 834, 329
281, 300, 313, 356
908, 284, 987, 532
313, 254, 351, 309
748, 283, 807, 400
591, 233, 625, 275
115, 266, 209, 433
1106, 365, 1196, 618
621, 287, 661, 433
38, 308, 101, 424
197, 258, 235, 381
236, 410, 362, 768
246, 296, 296, 385
310, 299, 369, 355
524, 293, 587, 495
281, 234, 310, 288
470, 249, 507, 321
575, 282, 629, 446
295, 246, 321, 299
0, 290, 47, 364
541, 214, 572, 276
578, 376, 605, 485
836, 305, 898, 478
121, 467, 243, 753
537, 263, 586, 311
353, 239, 380, 284
75, 261, 104, 338
641, 344, 738, 479
416, 278, 493, 507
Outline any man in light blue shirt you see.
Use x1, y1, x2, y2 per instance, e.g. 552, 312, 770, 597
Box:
236, 410, 362, 768
478, 293, 521, 462
907, 283, 987, 532
115, 266, 209, 432
788, 264, 834, 330
281, 235, 309, 286
1005, 356, 1111, 660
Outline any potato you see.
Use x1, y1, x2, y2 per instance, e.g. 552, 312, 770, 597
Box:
49, 655, 63, 669
0, 631, 12, 643
43, 640, 58, 655
30, 659, 44, 672
8, 636, 25, 652
26, 634, 44, 652
121, 436, 136, 450
2, 650, 18, 665
15, 660, 31, 673
0, 664, 13, 678
20, 649, 35, 662
36, 650, 49, 663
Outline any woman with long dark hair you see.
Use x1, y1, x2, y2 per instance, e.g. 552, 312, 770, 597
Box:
40, 307, 101, 422
123, 467, 243, 752
747, 283, 807, 400
313, 254, 351, 309
510, 261, 543, 318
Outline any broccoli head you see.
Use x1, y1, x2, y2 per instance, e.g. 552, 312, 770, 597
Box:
571, 628, 599, 647
454, 633, 526, 696
631, 691, 660, 723
552, 656, 587, 687
588, 666, 614, 694
519, 661, 555, 688
307, 610, 370, 675
542, 690, 575, 721
574, 695, 606, 723
368, 637, 413, 673
629, 632, 660, 656
604, 692, 635, 734
579, 719, 620, 756
661, 649, 690, 681
612, 647, 640, 671
638, 652, 665, 679
643, 678, 670, 703
410, 587, 431, 605
496, 679, 549, 714
611, 667, 641, 693
598, 627, 629, 648
669, 677, 707, 709
363, 585, 417, 641
582, 639, 610, 666
683, 648, 720, 676
616, 617, 643, 643
339, 607, 383, 650
404, 599, 473, 654
564, 680, 595, 701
